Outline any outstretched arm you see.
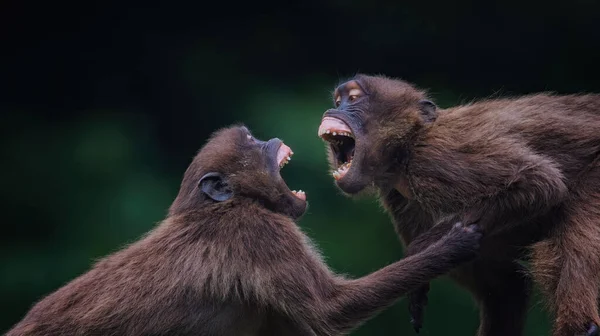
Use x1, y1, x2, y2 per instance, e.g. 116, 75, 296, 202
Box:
267, 223, 481, 336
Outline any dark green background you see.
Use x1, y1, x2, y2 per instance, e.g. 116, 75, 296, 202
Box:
3, 0, 600, 334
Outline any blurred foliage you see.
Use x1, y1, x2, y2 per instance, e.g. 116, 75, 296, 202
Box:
4, 0, 600, 334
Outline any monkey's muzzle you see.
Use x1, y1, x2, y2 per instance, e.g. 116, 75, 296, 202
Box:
274, 141, 306, 201
318, 117, 356, 180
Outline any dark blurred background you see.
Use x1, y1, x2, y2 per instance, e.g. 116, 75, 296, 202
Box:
3, 0, 600, 334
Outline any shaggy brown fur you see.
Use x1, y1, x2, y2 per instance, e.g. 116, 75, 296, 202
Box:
317, 74, 600, 336
7, 125, 481, 336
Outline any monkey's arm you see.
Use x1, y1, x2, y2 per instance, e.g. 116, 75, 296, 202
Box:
403, 221, 455, 333
403, 143, 567, 332
412, 140, 568, 234
382, 189, 440, 333
267, 223, 481, 335
406, 142, 567, 250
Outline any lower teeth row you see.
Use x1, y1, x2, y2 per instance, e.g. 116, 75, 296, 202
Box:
332, 161, 352, 179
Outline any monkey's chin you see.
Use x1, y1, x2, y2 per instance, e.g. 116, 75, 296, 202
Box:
335, 172, 370, 195
286, 198, 308, 220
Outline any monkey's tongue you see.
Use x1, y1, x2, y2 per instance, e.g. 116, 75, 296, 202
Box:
318, 117, 353, 137
277, 143, 293, 168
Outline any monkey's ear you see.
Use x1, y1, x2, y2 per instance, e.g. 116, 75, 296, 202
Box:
418, 99, 437, 123
199, 172, 233, 202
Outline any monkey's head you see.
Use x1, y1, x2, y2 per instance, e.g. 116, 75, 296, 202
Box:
170, 126, 307, 219
317, 74, 435, 195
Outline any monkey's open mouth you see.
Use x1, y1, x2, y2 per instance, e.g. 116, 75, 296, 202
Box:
317, 117, 356, 180
276, 143, 306, 201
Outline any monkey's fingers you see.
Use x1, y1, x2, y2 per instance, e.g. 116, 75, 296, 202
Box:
408, 284, 430, 334
408, 298, 425, 333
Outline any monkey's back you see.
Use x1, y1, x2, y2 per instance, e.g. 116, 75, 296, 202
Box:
406, 93, 600, 215
437, 93, 600, 182
5, 221, 267, 336
6, 212, 329, 336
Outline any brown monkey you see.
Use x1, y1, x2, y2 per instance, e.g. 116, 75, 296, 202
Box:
317, 74, 600, 336
7, 125, 481, 336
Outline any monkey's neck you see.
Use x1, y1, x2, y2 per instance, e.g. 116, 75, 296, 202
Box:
380, 188, 433, 244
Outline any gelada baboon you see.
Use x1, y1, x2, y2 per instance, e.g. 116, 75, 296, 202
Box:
317, 74, 600, 336
7, 125, 481, 336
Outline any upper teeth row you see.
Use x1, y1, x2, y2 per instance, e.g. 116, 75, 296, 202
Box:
324, 130, 353, 138
280, 152, 293, 168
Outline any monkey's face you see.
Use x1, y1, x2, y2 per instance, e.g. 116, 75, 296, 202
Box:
318, 75, 434, 195
173, 126, 307, 219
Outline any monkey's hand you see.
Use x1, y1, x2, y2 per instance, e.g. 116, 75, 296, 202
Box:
408, 223, 482, 333
408, 284, 430, 333
437, 222, 482, 262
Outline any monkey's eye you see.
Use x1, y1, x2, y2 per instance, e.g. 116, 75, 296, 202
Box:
348, 88, 361, 102
246, 134, 255, 143
335, 97, 341, 107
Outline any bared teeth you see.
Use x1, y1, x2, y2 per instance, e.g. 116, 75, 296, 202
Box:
332, 160, 352, 180
277, 143, 294, 168
279, 150, 294, 168
291, 190, 306, 200
321, 129, 355, 139
279, 157, 290, 168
